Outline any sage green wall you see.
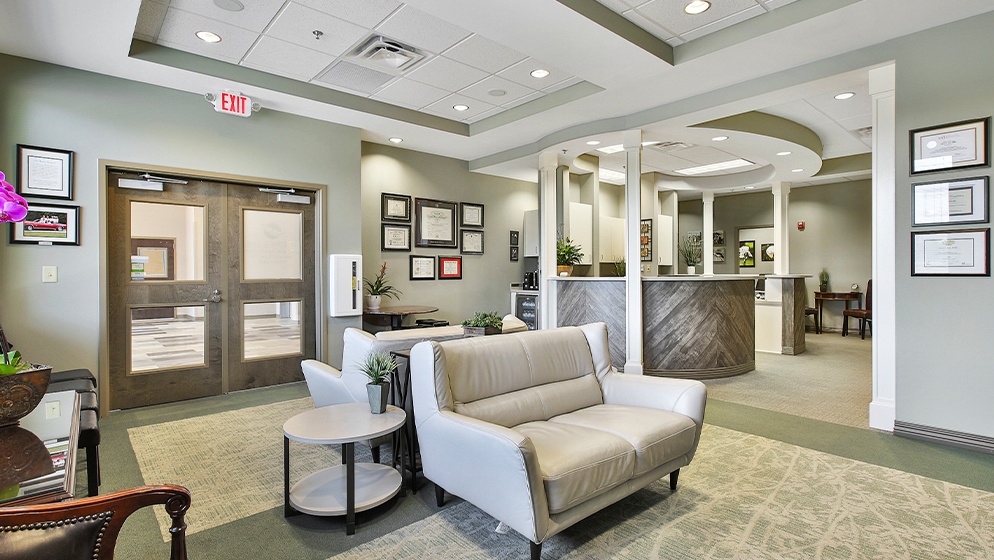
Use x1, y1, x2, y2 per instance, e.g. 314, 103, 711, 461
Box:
893, 14, 994, 438
0, 54, 362, 378
360, 142, 537, 328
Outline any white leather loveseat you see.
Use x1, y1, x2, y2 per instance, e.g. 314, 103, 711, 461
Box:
410, 323, 706, 559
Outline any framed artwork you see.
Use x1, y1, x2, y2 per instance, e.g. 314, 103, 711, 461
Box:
461, 229, 484, 255
9, 203, 80, 245
381, 223, 411, 251
410, 255, 436, 280
415, 198, 458, 248
738, 240, 755, 267
438, 256, 462, 279
761, 243, 775, 262
510, 246, 519, 261
910, 117, 990, 175
510, 230, 519, 247
381, 193, 411, 222
461, 202, 484, 228
640, 219, 652, 262
687, 230, 702, 243
912, 176, 988, 226
713, 229, 725, 246
17, 144, 73, 200
912, 228, 989, 276
714, 247, 726, 263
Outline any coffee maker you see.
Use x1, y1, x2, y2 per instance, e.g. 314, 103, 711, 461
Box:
523, 271, 539, 290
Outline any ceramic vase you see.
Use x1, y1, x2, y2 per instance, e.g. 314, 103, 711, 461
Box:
366, 382, 389, 414
365, 295, 382, 310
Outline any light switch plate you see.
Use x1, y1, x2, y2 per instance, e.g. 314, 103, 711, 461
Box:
42, 265, 58, 283
45, 400, 61, 419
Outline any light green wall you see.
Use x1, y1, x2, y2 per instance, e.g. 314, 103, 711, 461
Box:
0, 54, 361, 378
360, 143, 537, 327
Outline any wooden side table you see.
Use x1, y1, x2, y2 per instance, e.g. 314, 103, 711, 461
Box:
814, 292, 862, 334
283, 403, 405, 535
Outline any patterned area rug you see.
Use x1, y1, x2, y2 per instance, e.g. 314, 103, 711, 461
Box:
128, 397, 373, 540
329, 425, 994, 560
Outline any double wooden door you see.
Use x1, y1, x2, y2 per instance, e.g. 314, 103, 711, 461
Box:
108, 175, 316, 409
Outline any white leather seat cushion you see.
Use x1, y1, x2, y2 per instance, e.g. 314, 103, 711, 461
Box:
514, 420, 635, 514
551, 404, 697, 476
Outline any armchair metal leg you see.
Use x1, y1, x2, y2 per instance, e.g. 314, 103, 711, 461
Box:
434, 483, 445, 507
530, 541, 542, 560
669, 468, 680, 490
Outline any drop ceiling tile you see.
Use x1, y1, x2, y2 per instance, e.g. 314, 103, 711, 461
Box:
762, 0, 799, 9
459, 75, 536, 106
169, 0, 286, 33
681, 6, 766, 42
543, 76, 583, 93
501, 90, 545, 110
671, 145, 740, 165
373, 77, 450, 109
134, 0, 168, 42
760, 102, 833, 126
242, 36, 335, 81
423, 94, 496, 121
803, 84, 871, 122
498, 58, 571, 89
444, 34, 527, 74
266, 3, 369, 57
315, 60, 395, 95
836, 114, 872, 134
621, 9, 678, 41
406, 55, 488, 92
644, 152, 703, 171
292, 0, 401, 28
636, 0, 757, 37
375, 4, 471, 54
157, 8, 259, 63
597, 0, 635, 13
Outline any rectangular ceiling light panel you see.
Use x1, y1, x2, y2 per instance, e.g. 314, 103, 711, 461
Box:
674, 158, 755, 175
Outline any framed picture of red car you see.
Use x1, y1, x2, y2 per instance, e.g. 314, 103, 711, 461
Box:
438, 256, 462, 279
9, 203, 80, 245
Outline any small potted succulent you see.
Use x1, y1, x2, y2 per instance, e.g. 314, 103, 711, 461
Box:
462, 311, 504, 337
357, 351, 396, 414
556, 237, 584, 277
363, 261, 401, 310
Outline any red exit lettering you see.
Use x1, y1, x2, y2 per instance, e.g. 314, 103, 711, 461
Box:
213, 91, 252, 117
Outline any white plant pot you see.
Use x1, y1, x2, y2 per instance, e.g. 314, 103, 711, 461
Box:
687, 265, 697, 275
365, 295, 382, 310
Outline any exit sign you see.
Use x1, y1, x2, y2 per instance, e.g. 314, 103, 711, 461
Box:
212, 91, 252, 117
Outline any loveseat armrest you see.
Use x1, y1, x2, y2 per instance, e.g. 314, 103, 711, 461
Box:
601, 373, 707, 455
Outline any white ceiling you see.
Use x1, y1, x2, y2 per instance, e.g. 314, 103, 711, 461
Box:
2, 0, 993, 192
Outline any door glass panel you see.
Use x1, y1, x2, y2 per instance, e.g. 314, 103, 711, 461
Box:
243, 301, 302, 360
130, 306, 206, 373
243, 210, 302, 280
131, 202, 205, 281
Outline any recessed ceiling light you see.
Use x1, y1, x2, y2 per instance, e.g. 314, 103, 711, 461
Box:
675, 158, 755, 175
488, 89, 507, 97
712, 136, 729, 142
530, 69, 550, 79
586, 140, 601, 146
834, 92, 855, 100
196, 31, 222, 43
684, 0, 711, 15
744, 186, 756, 190
776, 151, 792, 156
213, 0, 244, 11
792, 168, 804, 173
596, 144, 625, 154
453, 104, 469, 112
388, 137, 403, 144
598, 168, 627, 184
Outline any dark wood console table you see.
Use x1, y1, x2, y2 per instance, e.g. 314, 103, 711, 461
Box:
814, 292, 862, 334
363, 305, 439, 330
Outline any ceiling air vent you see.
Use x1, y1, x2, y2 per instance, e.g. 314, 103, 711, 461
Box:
353, 36, 424, 73
647, 141, 691, 153
850, 126, 873, 141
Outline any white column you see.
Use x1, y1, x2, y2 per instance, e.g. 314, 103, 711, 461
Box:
771, 182, 791, 275
702, 192, 715, 276
538, 151, 559, 330
623, 130, 644, 374
869, 64, 896, 432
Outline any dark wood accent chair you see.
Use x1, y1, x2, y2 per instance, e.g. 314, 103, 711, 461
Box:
804, 307, 819, 333
0, 484, 190, 560
842, 279, 872, 339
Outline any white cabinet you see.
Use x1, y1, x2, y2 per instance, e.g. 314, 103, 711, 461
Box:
657, 214, 673, 266
568, 202, 593, 265
522, 209, 539, 257
599, 216, 625, 262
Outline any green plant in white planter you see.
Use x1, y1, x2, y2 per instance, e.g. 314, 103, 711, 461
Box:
363, 261, 401, 310
679, 237, 702, 274
358, 351, 396, 414
462, 311, 503, 336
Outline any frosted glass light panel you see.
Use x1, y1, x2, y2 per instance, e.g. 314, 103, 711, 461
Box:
243, 301, 302, 360
130, 306, 206, 373
243, 210, 302, 280
130, 201, 205, 281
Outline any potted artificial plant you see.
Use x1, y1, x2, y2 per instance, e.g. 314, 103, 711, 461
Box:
556, 237, 583, 276
462, 311, 504, 336
612, 257, 626, 277
363, 261, 401, 310
819, 268, 830, 292
358, 351, 396, 414
679, 237, 702, 274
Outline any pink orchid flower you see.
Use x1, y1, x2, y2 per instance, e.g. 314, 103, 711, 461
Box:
0, 171, 29, 223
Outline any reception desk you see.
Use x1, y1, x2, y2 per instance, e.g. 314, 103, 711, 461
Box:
755, 275, 809, 355
556, 275, 757, 379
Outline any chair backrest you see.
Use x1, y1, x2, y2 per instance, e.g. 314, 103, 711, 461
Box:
865, 279, 872, 311
0, 484, 190, 560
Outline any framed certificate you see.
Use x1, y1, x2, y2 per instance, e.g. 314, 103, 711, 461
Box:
461, 229, 483, 255
381, 193, 411, 222
460, 202, 484, 227
911, 228, 989, 276
381, 223, 411, 251
912, 177, 988, 226
17, 144, 74, 200
409, 255, 435, 280
415, 198, 457, 248
438, 256, 462, 279
910, 117, 990, 174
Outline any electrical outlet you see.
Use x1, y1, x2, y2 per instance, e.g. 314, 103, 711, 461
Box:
45, 400, 61, 419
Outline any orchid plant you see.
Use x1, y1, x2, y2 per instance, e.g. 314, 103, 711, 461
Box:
0, 171, 29, 224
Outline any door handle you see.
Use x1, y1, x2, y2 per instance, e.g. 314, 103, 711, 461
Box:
202, 289, 222, 303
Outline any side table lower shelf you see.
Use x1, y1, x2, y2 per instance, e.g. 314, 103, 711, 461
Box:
288, 463, 402, 517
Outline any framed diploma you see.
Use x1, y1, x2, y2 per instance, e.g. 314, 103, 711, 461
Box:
381, 223, 411, 251
381, 193, 411, 222
409, 255, 436, 280
460, 202, 484, 227
415, 198, 457, 248
911, 228, 989, 276
17, 144, 74, 200
438, 256, 462, 279
910, 117, 989, 174
913, 177, 988, 226
461, 229, 484, 255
